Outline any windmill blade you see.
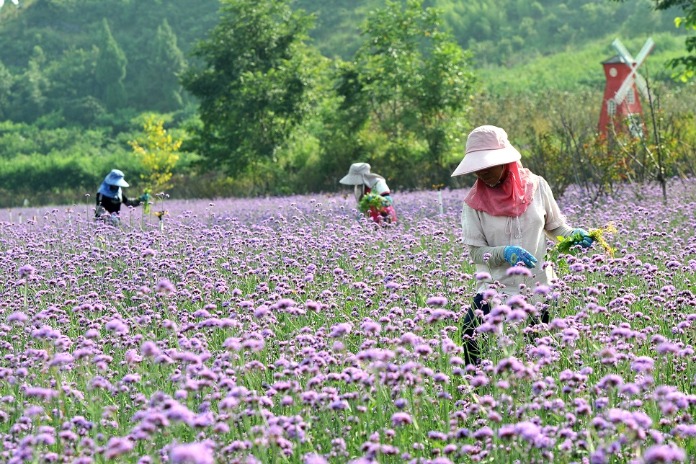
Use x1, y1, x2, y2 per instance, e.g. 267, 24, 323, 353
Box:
634, 73, 649, 100
614, 75, 635, 104
634, 37, 655, 68
612, 38, 634, 64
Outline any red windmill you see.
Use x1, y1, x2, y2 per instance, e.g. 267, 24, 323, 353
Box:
598, 38, 654, 138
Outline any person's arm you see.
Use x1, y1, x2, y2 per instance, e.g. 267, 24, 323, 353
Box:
540, 178, 593, 247
372, 178, 391, 196
95, 193, 105, 217
468, 245, 506, 266
122, 194, 141, 208
462, 206, 537, 268
546, 224, 574, 241
354, 185, 364, 204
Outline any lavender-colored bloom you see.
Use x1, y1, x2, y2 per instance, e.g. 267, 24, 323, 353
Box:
426, 296, 448, 307
472, 426, 493, 439
391, 412, 412, 426
641, 444, 686, 463
103, 437, 134, 459
498, 424, 516, 439
672, 424, 696, 437
24, 387, 59, 400
18, 264, 36, 277
329, 322, 352, 338
514, 421, 541, 443
597, 374, 623, 390
303, 453, 329, 464
155, 278, 176, 294
533, 284, 551, 295
170, 442, 214, 464
506, 266, 532, 277
429, 458, 454, 464
427, 430, 447, 441
656, 342, 679, 355
7, 311, 28, 323
631, 356, 655, 373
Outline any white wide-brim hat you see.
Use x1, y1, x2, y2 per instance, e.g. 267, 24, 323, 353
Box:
340, 162, 376, 185
104, 169, 129, 187
451, 125, 521, 177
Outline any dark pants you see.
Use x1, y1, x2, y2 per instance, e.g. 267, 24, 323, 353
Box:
462, 293, 549, 366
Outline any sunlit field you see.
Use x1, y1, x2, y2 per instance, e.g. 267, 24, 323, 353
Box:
1, 180, 695, 464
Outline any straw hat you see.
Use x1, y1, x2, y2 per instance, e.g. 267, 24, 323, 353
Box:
451, 125, 521, 177
103, 169, 129, 187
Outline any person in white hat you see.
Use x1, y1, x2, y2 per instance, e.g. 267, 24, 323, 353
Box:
339, 163, 397, 224
452, 125, 593, 365
95, 169, 150, 220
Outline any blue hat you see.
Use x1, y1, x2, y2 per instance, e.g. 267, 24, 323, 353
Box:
104, 169, 129, 187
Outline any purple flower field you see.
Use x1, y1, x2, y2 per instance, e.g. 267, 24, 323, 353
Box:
1, 181, 695, 463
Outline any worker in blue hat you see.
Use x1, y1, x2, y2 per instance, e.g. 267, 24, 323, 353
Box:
95, 169, 150, 219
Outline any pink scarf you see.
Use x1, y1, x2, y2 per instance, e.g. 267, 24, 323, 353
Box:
464, 162, 538, 217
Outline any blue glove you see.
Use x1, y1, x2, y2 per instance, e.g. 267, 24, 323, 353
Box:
139, 193, 151, 203
571, 228, 593, 248
503, 246, 538, 268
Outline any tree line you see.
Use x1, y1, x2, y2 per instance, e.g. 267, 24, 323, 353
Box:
0, 0, 693, 207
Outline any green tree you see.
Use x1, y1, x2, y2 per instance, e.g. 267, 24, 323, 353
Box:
181, 0, 320, 192
9, 46, 49, 123
44, 47, 102, 125
613, 0, 696, 81
0, 61, 12, 120
95, 19, 128, 110
149, 19, 187, 112
336, 0, 476, 188
657, 0, 696, 81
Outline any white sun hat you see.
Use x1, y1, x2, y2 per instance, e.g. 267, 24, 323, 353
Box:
103, 169, 130, 187
451, 125, 522, 177
339, 162, 384, 185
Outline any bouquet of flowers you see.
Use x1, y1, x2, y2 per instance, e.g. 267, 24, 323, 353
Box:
556, 222, 617, 257
358, 192, 390, 215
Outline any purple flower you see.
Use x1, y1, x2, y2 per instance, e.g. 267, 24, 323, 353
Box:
672, 424, 696, 438
641, 444, 686, 463
472, 426, 493, 439
631, 356, 655, 373
391, 412, 412, 426
7, 311, 28, 323
155, 278, 176, 294
426, 296, 448, 307
103, 437, 134, 459
24, 386, 59, 400
533, 284, 551, 295
506, 266, 532, 277
514, 421, 541, 442
170, 442, 215, 464
303, 453, 329, 464
142, 248, 157, 258
18, 265, 36, 278
329, 322, 352, 338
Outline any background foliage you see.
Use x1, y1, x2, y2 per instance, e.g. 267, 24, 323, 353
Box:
0, 0, 694, 207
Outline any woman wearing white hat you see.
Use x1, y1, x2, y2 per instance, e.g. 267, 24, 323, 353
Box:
339, 163, 397, 224
95, 169, 150, 220
452, 125, 593, 365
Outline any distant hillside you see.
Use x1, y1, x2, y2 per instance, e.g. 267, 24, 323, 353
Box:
0, 0, 686, 124
294, 0, 682, 63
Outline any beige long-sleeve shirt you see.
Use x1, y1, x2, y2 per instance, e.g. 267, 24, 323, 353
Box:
461, 176, 573, 296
